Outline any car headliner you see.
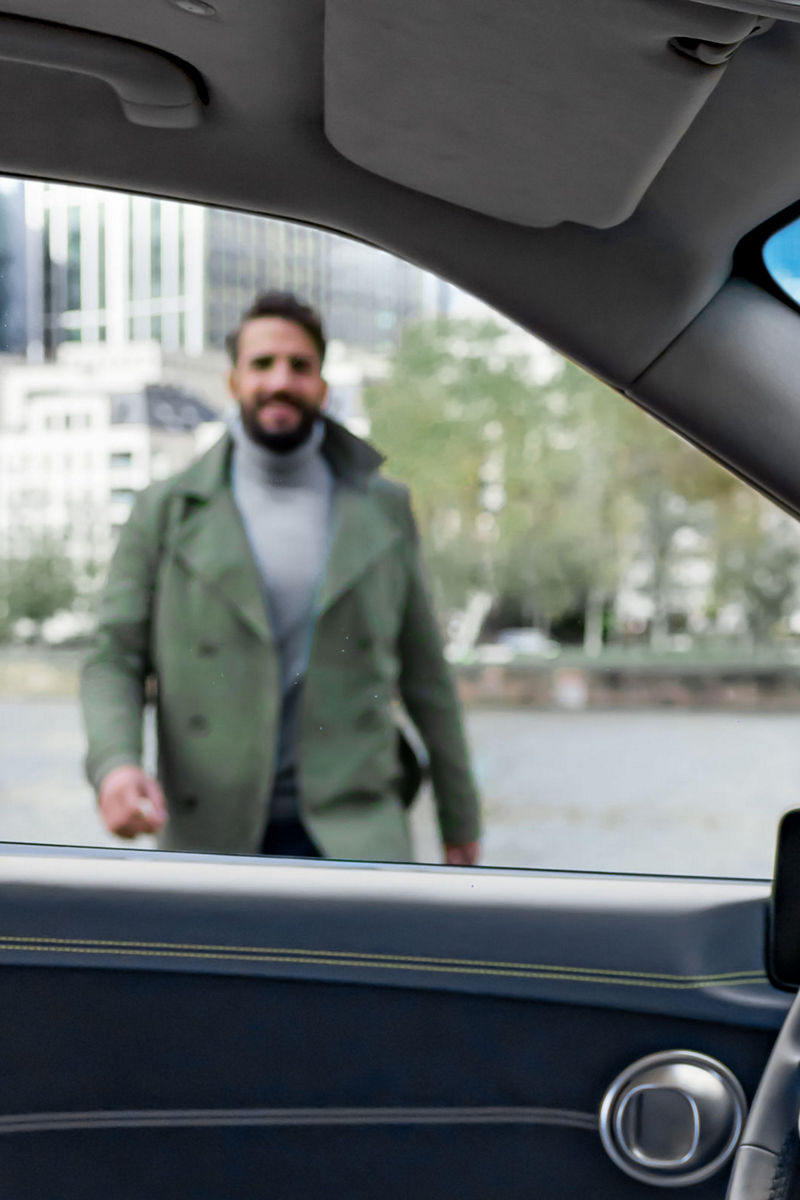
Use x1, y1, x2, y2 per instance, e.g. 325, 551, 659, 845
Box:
2, 0, 800, 514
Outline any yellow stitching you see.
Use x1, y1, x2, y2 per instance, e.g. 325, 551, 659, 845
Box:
0, 940, 767, 988
0, 944, 765, 986
0, 935, 766, 985
0, 937, 765, 984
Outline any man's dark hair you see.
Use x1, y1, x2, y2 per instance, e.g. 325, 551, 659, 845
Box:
225, 291, 327, 365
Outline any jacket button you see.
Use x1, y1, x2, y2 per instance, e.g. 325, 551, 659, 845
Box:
197, 642, 218, 657
181, 795, 198, 812
188, 714, 209, 733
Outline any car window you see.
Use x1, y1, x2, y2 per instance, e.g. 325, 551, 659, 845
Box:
1, 177, 798, 879
763, 216, 800, 308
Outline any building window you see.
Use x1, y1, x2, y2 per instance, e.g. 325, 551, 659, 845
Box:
98, 205, 106, 312
66, 206, 81, 310
110, 452, 133, 469
178, 207, 185, 293
151, 201, 162, 298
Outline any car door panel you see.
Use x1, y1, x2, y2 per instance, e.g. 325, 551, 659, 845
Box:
0, 848, 786, 1198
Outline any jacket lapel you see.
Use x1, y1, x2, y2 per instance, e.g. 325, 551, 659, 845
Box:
316, 485, 402, 616
167, 438, 273, 645
163, 421, 396, 633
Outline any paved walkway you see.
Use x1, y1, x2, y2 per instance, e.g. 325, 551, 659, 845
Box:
2, 700, 798, 879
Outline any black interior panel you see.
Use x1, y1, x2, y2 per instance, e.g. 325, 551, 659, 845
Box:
0, 852, 789, 1198
0, 967, 779, 1199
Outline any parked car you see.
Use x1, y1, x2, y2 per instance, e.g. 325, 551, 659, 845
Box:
494, 628, 561, 659
2, 3, 800, 1198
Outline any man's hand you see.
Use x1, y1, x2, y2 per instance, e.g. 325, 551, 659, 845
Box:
444, 840, 481, 866
98, 765, 167, 839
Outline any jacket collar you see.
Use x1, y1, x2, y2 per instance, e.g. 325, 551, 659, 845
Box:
166, 417, 399, 640
174, 415, 384, 500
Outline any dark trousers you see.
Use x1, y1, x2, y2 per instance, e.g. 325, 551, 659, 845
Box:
260, 818, 321, 858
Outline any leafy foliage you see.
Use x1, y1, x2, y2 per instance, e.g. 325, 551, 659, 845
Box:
365, 317, 800, 648
0, 538, 77, 636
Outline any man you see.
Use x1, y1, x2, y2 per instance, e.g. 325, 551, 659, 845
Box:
81, 291, 481, 864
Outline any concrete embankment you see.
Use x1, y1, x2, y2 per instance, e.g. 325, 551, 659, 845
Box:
4, 645, 800, 711
454, 658, 800, 710
0, 647, 84, 699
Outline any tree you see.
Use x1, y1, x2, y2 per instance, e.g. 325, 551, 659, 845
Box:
366, 320, 642, 644
493, 361, 635, 651
366, 317, 542, 616
365, 315, 775, 652
0, 538, 77, 635
711, 492, 800, 644
529, 362, 744, 650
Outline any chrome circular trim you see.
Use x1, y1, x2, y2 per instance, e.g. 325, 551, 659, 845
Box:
599, 1050, 747, 1188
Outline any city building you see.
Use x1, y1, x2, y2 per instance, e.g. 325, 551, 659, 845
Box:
16, 180, 450, 361
0, 330, 389, 588
0, 180, 30, 355
0, 342, 222, 579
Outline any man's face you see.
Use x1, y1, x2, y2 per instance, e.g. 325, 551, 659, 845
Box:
229, 316, 328, 448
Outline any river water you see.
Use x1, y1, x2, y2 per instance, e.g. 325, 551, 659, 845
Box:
2, 699, 798, 879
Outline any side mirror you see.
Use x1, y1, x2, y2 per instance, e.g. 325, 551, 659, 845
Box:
768, 809, 800, 989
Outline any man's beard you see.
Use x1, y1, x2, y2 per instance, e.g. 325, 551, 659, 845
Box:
240, 395, 319, 453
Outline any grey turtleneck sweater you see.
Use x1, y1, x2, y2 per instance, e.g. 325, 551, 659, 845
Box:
230, 417, 336, 824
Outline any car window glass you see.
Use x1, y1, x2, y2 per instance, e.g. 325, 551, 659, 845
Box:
763, 216, 800, 307
1, 178, 798, 879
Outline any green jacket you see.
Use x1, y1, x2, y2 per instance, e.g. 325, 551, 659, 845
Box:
81, 419, 482, 861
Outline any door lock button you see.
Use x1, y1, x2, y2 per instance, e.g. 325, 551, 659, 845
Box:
599, 1051, 746, 1187
617, 1084, 699, 1166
